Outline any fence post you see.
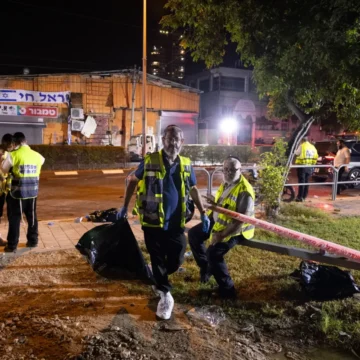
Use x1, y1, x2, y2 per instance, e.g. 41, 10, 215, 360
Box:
332, 166, 338, 201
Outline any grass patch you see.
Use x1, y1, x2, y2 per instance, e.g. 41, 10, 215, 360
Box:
123, 203, 360, 350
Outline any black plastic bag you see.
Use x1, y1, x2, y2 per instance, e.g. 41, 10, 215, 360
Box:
75, 218, 154, 284
88, 208, 118, 223
291, 261, 360, 300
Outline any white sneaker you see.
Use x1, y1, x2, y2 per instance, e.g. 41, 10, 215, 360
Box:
156, 291, 174, 320
151, 285, 162, 298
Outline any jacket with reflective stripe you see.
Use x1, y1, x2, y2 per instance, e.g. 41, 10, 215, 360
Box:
295, 142, 318, 165
0, 151, 11, 196
210, 175, 255, 241
136, 150, 192, 228
10, 145, 44, 199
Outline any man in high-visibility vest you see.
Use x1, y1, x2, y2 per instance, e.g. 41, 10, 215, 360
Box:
188, 156, 255, 299
294, 136, 318, 202
117, 125, 209, 320
1, 132, 45, 252
0, 133, 14, 247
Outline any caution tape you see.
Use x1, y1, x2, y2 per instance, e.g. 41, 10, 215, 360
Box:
209, 204, 360, 262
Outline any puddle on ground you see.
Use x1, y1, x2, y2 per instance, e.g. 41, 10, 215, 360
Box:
271, 348, 358, 360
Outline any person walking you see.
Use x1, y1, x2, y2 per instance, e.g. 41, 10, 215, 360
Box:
1, 132, 45, 252
117, 125, 209, 320
188, 156, 255, 299
294, 136, 318, 202
334, 139, 350, 195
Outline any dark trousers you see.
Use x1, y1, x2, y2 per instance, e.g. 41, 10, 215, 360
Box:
188, 221, 245, 291
337, 167, 346, 195
144, 227, 187, 293
297, 168, 312, 200
0, 193, 6, 218
7, 196, 38, 249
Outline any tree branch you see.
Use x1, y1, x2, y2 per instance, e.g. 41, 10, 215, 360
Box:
285, 91, 308, 123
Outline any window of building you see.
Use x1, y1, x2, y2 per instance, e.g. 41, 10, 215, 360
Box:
249, 77, 257, 93
220, 77, 245, 92
152, 61, 160, 66
212, 77, 220, 91
199, 78, 210, 92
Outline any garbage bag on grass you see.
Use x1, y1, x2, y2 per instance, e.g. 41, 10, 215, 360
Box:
75, 218, 154, 284
291, 261, 360, 300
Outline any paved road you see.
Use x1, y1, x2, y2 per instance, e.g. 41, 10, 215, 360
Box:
36, 169, 360, 221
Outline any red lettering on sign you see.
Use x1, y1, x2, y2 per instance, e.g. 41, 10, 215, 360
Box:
19, 106, 58, 118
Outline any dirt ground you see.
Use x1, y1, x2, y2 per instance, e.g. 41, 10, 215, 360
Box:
0, 249, 324, 360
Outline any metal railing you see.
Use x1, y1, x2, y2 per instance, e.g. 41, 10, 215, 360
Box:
125, 163, 359, 202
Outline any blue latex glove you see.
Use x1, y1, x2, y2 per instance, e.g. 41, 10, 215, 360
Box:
116, 207, 128, 220
201, 213, 210, 233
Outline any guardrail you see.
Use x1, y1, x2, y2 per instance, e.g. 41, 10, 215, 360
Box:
125, 163, 359, 202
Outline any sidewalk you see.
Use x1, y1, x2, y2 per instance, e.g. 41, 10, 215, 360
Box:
0, 217, 202, 254
1, 193, 360, 255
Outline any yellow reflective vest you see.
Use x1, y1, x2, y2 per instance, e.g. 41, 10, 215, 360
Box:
136, 150, 192, 228
10, 145, 44, 199
295, 142, 318, 165
209, 175, 255, 241
0, 151, 11, 196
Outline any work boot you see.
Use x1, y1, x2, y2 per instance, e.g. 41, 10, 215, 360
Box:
200, 268, 211, 283
217, 286, 237, 299
156, 291, 174, 320
26, 242, 38, 248
0, 237, 7, 246
4, 245, 16, 253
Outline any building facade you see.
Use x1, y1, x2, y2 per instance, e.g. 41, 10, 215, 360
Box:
185, 67, 325, 146
149, 30, 185, 81
0, 70, 200, 146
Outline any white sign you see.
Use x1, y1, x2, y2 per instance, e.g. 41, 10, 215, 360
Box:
0, 104, 17, 116
0, 89, 70, 104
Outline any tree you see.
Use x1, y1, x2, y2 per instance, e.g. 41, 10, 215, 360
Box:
162, 0, 360, 135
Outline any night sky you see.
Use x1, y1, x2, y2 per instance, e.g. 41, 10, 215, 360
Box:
2, 0, 237, 77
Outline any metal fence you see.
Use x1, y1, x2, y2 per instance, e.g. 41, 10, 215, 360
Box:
125, 164, 359, 201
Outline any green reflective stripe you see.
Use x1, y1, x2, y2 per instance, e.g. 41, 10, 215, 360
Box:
144, 171, 159, 176
217, 218, 230, 226
228, 194, 237, 202
137, 151, 192, 229
145, 164, 161, 170
139, 195, 162, 203
242, 224, 255, 232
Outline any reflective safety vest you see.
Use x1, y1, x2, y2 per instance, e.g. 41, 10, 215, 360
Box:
295, 142, 318, 165
209, 175, 255, 241
10, 145, 44, 199
0, 151, 11, 196
136, 150, 192, 228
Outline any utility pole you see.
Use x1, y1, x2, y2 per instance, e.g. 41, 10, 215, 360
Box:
130, 65, 137, 137
141, 0, 147, 157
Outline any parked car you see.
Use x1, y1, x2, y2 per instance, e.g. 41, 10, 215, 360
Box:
312, 139, 360, 188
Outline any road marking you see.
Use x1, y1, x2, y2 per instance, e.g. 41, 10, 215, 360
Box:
54, 171, 79, 176
102, 169, 124, 174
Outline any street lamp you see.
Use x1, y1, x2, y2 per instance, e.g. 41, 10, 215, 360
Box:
220, 117, 238, 145
142, 0, 147, 157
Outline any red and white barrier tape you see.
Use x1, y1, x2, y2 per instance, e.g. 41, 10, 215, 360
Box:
209, 205, 360, 262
